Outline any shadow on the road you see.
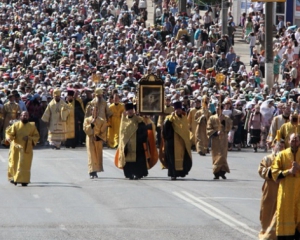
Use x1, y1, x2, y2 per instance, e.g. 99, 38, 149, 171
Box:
28, 182, 81, 188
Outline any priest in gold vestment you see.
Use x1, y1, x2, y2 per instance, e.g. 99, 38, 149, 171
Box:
2, 94, 20, 143
195, 95, 211, 156
115, 102, 149, 180
187, 97, 201, 150
107, 93, 124, 148
258, 140, 285, 240
41, 88, 70, 149
278, 111, 300, 149
83, 106, 107, 179
207, 104, 232, 180
271, 133, 300, 239
162, 101, 192, 180
6, 111, 39, 186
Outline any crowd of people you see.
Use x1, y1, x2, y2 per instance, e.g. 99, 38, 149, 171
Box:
2, 0, 300, 238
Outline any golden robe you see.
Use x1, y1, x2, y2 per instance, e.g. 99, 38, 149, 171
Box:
207, 114, 232, 174
272, 148, 300, 237
195, 109, 211, 154
83, 116, 107, 173
258, 153, 278, 240
107, 103, 125, 148
85, 98, 112, 121
41, 99, 70, 143
278, 122, 300, 149
6, 121, 39, 183
187, 108, 199, 146
162, 113, 192, 177
3, 102, 20, 139
267, 115, 289, 144
115, 115, 149, 178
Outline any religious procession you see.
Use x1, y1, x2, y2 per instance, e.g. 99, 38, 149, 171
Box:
1, 0, 300, 238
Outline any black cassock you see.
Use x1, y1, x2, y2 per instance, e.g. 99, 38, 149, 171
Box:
163, 119, 192, 178
65, 100, 85, 148
123, 121, 149, 179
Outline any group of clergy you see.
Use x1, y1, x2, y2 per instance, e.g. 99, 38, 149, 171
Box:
258, 103, 300, 239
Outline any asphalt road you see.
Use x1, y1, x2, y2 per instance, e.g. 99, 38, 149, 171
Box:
0, 145, 267, 240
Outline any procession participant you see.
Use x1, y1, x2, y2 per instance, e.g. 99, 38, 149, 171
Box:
41, 88, 70, 150
271, 133, 300, 239
195, 95, 211, 156
248, 104, 264, 153
162, 101, 192, 180
2, 94, 21, 145
115, 102, 150, 180
258, 140, 285, 240
6, 111, 39, 186
83, 106, 107, 179
207, 104, 232, 180
187, 96, 201, 150
266, 103, 290, 147
157, 95, 173, 147
85, 88, 112, 121
107, 93, 125, 148
278, 110, 300, 149
65, 90, 85, 148
260, 99, 275, 152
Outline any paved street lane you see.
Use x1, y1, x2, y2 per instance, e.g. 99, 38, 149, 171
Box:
0, 147, 266, 240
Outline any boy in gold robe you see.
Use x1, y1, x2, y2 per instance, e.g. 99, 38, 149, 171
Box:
162, 101, 192, 180
195, 95, 211, 156
107, 93, 124, 148
6, 111, 39, 186
271, 133, 300, 239
187, 97, 201, 150
41, 88, 70, 149
83, 107, 107, 179
207, 104, 232, 180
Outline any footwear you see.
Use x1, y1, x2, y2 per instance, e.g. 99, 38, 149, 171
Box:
21, 183, 28, 187
171, 177, 177, 180
9, 180, 15, 184
134, 175, 139, 180
207, 149, 210, 154
89, 173, 94, 179
94, 172, 98, 178
199, 152, 206, 156
254, 147, 257, 153
220, 171, 227, 179
129, 175, 134, 180
213, 174, 220, 180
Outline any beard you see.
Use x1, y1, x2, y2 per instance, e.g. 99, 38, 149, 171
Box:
22, 119, 29, 124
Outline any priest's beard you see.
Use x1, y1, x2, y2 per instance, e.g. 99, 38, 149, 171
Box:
22, 119, 29, 124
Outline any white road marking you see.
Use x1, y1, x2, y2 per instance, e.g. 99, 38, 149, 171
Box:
45, 208, 52, 213
0, 154, 6, 163
173, 191, 257, 239
197, 197, 260, 201
59, 224, 67, 231
33, 194, 40, 199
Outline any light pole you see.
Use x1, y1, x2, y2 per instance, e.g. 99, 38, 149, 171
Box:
222, 0, 229, 35
265, 2, 274, 87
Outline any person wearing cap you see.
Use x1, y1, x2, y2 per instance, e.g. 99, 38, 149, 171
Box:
6, 111, 39, 187
161, 101, 192, 180
266, 103, 290, 148
2, 94, 21, 146
258, 139, 285, 240
278, 110, 300, 149
115, 102, 151, 180
207, 104, 232, 179
107, 93, 125, 148
83, 106, 107, 179
65, 90, 85, 148
41, 88, 71, 150
85, 88, 112, 121
271, 133, 300, 239
195, 95, 211, 156
187, 96, 201, 151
